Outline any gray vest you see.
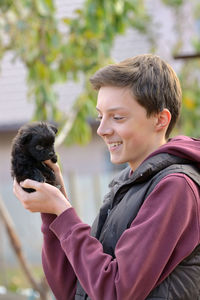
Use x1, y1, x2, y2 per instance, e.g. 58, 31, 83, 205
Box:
75, 154, 200, 300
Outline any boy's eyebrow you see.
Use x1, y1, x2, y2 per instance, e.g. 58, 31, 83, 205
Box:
96, 106, 127, 113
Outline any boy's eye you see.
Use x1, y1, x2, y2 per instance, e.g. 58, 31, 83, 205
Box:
96, 115, 102, 121
35, 145, 44, 151
96, 115, 124, 122
113, 116, 124, 120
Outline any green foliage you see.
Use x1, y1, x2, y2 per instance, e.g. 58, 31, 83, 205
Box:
178, 60, 200, 137
2, 0, 199, 141
167, 0, 200, 137
0, 0, 64, 122
0, 0, 151, 145
0, 264, 43, 292
161, 0, 184, 7
58, 0, 152, 145
180, 1, 200, 137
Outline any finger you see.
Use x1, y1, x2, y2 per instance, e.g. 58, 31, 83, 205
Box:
44, 159, 56, 167
20, 179, 41, 190
13, 179, 38, 212
13, 178, 26, 194
13, 178, 22, 195
13, 179, 30, 203
44, 160, 60, 172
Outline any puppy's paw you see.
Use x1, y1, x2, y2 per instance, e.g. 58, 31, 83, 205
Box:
21, 172, 45, 193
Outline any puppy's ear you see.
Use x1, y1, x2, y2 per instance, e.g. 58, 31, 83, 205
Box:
21, 132, 32, 145
49, 124, 58, 134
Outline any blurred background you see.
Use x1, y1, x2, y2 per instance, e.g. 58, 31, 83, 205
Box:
0, 0, 200, 299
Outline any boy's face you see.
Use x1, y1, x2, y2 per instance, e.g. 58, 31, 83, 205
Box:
96, 86, 165, 171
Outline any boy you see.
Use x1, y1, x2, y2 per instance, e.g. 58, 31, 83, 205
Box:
14, 54, 200, 299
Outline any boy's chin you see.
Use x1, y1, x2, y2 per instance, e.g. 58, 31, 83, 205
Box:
110, 156, 124, 165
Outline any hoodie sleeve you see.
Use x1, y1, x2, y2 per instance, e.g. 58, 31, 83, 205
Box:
41, 213, 77, 300
45, 174, 200, 300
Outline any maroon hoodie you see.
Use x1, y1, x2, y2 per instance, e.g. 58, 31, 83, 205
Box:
41, 136, 200, 300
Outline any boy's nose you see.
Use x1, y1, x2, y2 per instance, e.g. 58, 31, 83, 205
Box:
97, 120, 113, 137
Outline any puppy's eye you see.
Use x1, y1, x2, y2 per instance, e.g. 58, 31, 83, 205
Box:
35, 145, 44, 151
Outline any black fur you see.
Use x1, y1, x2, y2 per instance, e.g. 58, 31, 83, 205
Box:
11, 121, 58, 193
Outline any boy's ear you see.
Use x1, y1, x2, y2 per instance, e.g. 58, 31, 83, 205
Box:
155, 109, 171, 131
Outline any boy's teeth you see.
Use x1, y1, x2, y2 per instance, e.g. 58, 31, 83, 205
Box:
110, 142, 122, 147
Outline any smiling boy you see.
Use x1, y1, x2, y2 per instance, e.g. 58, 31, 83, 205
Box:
13, 54, 200, 300
96, 86, 169, 170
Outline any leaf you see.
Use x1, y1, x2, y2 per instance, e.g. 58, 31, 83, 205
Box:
161, 0, 184, 7
35, 0, 51, 16
62, 18, 71, 25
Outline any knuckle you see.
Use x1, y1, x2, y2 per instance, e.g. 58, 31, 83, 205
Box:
36, 182, 43, 191
23, 179, 28, 185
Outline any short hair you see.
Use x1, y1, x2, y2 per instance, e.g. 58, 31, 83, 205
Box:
90, 54, 182, 138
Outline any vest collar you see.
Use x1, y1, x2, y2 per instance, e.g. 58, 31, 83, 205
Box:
109, 153, 191, 189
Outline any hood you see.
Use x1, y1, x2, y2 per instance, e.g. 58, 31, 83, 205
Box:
148, 135, 200, 168
109, 135, 200, 188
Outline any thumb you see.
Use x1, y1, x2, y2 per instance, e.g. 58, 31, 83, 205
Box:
20, 179, 41, 190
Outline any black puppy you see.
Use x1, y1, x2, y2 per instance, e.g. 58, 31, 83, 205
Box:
11, 121, 58, 193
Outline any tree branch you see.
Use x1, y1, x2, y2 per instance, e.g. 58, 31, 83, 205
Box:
55, 109, 78, 148
0, 194, 49, 300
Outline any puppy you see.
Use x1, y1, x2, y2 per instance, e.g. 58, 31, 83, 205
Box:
11, 121, 58, 193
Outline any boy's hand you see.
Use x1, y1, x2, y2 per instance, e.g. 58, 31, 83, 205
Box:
13, 178, 71, 216
44, 160, 68, 199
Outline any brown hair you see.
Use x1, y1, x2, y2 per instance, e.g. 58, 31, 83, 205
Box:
90, 54, 182, 138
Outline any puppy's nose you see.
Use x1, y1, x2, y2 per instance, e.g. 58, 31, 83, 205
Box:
48, 152, 54, 158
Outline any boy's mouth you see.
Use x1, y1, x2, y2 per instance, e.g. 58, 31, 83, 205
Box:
107, 142, 123, 150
